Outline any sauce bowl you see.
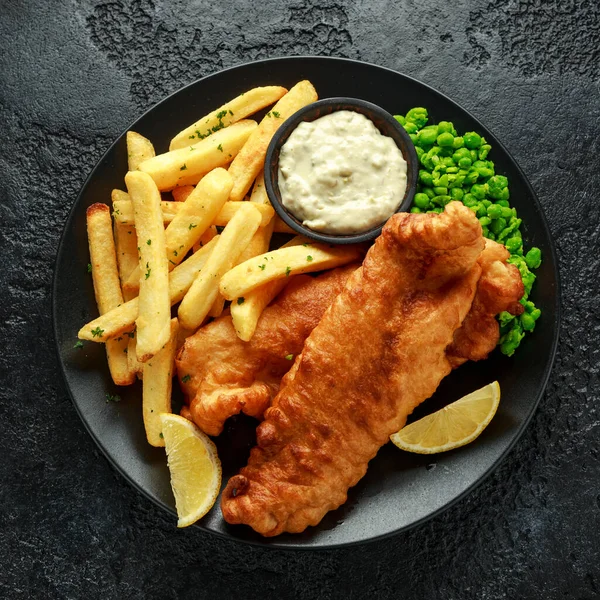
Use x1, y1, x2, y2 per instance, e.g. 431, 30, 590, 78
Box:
264, 97, 419, 245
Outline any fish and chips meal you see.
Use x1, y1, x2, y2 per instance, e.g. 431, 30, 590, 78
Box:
76, 80, 542, 536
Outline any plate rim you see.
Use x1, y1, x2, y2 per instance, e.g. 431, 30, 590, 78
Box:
52, 55, 561, 549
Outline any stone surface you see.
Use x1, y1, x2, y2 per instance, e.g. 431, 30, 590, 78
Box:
1, 0, 599, 598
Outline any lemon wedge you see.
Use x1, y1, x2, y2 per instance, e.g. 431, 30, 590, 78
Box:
160, 413, 222, 527
391, 381, 501, 454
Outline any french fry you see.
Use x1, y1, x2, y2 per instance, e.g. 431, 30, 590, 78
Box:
249, 169, 269, 204
230, 235, 309, 341
125, 171, 171, 362
178, 203, 262, 330
111, 189, 130, 203
220, 242, 363, 301
112, 190, 139, 301
228, 81, 318, 202
86, 203, 136, 385
138, 120, 257, 191
112, 199, 274, 228
78, 238, 218, 341
207, 295, 226, 319
127, 331, 143, 379
273, 216, 296, 234
127, 131, 156, 171
123, 168, 233, 295
171, 185, 194, 202
169, 86, 288, 151
143, 318, 179, 447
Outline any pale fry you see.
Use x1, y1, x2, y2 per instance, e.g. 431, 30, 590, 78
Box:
86, 203, 135, 385
127, 131, 156, 171
78, 238, 218, 341
124, 168, 233, 294
171, 185, 194, 202
228, 81, 318, 202
219, 242, 364, 300
112, 190, 139, 301
138, 120, 257, 191
111, 189, 129, 203
127, 332, 143, 379
230, 235, 308, 341
178, 203, 262, 330
208, 295, 226, 319
273, 216, 296, 234
169, 86, 288, 151
125, 171, 171, 362
143, 318, 179, 447
113, 199, 274, 228
249, 169, 269, 204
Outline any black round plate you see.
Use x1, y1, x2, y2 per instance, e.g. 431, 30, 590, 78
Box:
53, 57, 560, 549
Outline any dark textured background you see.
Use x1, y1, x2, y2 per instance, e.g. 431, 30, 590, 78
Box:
1, 0, 599, 598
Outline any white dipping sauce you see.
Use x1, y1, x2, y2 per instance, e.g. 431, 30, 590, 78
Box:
278, 110, 407, 234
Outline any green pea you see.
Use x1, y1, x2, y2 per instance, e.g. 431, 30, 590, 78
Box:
394, 115, 406, 125
470, 149, 478, 162
433, 186, 447, 196
462, 193, 477, 207
439, 146, 455, 157
530, 308, 541, 321
497, 199, 509, 207
424, 187, 435, 199
458, 157, 472, 169
418, 127, 439, 146
403, 121, 419, 134
501, 206, 513, 219
410, 206, 422, 214
487, 204, 503, 219
465, 170, 479, 184
505, 237, 522, 253
450, 188, 464, 200
525, 247, 542, 269
464, 131, 482, 149
419, 170, 434, 186
441, 156, 454, 167
490, 217, 507, 235
521, 313, 536, 332
453, 148, 471, 161
437, 121, 453, 134
435, 174, 449, 187
496, 187, 510, 202
481, 199, 492, 208
487, 175, 509, 199
409, 133, 418, 144
414, 193, 430, 209
452, 136, 465, 149
471, 183, 487, 199
415, 146, 425, 159
476, 204, 487, 218
431, 154, 441, 166
433, 195, 451, 206
437, 132, 455, 147
406, 107, 428, 128
446, 166, 459, 174
449, 174, 466, 188
479, 216, 492, 227
477, 167, 494, 179
478, 144, 492, 160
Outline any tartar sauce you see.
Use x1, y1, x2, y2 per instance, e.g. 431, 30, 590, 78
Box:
278, 110, 407, 234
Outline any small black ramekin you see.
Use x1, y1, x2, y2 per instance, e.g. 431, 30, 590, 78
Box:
264, 97, 418, 245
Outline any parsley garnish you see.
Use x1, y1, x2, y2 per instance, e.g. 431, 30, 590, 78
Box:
306, 255, 313, 262
173, 250, 178, 256
159, 432, 164, 439
237, 297, 245, 305
73, 340, 84, 349
91, 327, 104, 338
145, 262, 151, 280
87, 263, 92, 273
127, 331, 135, 339
189, 223, 197, 230
182, 374, 191, 383
216, 110, 228, 120
146, 239, 151, 245
217, 144, 223, 152
272, 111, 280, 118
285, 354, 293, 360
189, 134, 195, 139
229, 109, 234, 116
180, 164, 188, 171
105, 393, 121, 403
258, 264, 266, 271
266, 112, 272, 118
285, 266, 291, 276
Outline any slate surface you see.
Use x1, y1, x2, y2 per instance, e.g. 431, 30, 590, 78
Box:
1, 0, 598, 598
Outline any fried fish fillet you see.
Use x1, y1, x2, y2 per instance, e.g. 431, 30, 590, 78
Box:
221, 202, 485, 536
447, 239, 524, 367
176, 265, 357, 436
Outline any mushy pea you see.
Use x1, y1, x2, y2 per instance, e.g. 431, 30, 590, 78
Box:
278, 110, 407, 234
